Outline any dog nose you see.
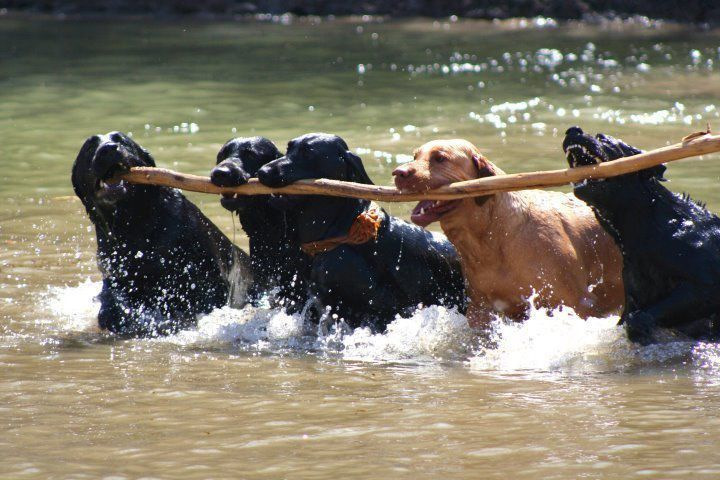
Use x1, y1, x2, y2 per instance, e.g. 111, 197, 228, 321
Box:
211, 161, 248, 187
565, 126, 584, 137
257, 164, 284, 188
96, 142, 120, 158
92, 142, 127, 178
392, 164, 416, 178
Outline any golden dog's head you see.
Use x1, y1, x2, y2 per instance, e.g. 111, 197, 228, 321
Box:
392, 139, 501, 226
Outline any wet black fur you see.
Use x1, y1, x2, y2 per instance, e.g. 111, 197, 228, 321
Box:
210, 137, 311, 310
256, 132, 467, 331
563, 126, 720, 345
72, 132, 251, 337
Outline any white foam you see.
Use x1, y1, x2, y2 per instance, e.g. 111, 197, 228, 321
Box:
36, 282, 717, 374
470, 303, 632, 374
158, 303, 473, 362
43, 279, 100, 331
336, 305, 474, 362
158, 305, 310, 350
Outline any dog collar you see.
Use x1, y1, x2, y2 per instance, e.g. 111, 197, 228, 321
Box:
301, 202, 383, 257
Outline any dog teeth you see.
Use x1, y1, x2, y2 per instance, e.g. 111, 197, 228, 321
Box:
565, 144, 589, 155
100, 180, 108, 188
417, 201, 445, 215
565, 143, 603, 165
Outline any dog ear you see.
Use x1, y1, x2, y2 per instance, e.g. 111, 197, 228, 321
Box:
139, 146, 156, 167
617, 140, 643, 157
472, 154, 495, 178
471, 154, 495, 206
343, 151, 374, 185
613, 138, 665, 181
643, 164, 667, 181
72, 136, 103, 197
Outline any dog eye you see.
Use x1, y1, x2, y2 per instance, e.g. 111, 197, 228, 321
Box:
433, 154, 446, 163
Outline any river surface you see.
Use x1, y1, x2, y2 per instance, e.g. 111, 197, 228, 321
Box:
2, 14, 720, 479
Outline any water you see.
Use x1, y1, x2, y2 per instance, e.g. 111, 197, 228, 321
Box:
2, 13, 720, 478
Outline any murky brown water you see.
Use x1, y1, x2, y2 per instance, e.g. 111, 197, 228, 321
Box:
2, 13, 720, 478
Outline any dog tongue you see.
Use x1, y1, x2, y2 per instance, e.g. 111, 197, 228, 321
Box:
410, 200, 439, 227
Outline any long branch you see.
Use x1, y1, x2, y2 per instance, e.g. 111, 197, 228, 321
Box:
118, 132, 720, 202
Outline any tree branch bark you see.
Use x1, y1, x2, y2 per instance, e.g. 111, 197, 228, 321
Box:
117, 133, 720, 202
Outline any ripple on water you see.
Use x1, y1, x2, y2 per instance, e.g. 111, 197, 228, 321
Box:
37, 280, 720, 375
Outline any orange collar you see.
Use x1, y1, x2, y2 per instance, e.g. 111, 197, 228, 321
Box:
300, 203, 383, 257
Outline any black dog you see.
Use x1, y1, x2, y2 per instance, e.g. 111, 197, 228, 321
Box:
256, 132, 467, 331
563, 126, 720, 345
210, 137, 310, 310
72, 132, 252, 336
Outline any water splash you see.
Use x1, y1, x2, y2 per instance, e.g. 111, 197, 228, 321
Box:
43, 279, 100, 332
469, 305, 631, 374
333, 305, 474, 362
158, 305, 311, 351
38, 281, 720, 375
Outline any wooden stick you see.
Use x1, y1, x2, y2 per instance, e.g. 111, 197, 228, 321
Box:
118, 132, 720, 202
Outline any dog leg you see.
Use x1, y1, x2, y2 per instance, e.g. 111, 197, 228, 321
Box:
96, 278, 127, 333
466, 299, 497, 331
624, 282, 720, 344
311, 245, 400, 329
645, 282, 718, 327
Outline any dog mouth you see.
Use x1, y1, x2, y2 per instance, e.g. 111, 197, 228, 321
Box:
563, 127, 609, 188
220, 193, 248, 211
563, 142, 606, 168
93, 162, 131, 204
95, 179, 128, 204
563, 143, 606, 188
220, 192, 286, 212
268, 193, 303, 211
410, 199, 460, 227
563, 127, 607, 169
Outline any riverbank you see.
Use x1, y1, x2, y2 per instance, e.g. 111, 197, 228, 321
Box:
1, 0, 719, 24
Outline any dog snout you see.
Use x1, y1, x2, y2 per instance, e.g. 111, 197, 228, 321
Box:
211, 160, 249, 187
565, 126, 584, 138
92, 142, 129, 179
257, 163, 286, 188
96, 142, 120, 160
392, 164, 418, 190
392, 164, 416, 178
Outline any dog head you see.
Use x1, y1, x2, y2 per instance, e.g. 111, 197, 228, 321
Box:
255, 133, 373, 241
392, 139, 501, 227
210, 137, 282, 212
257, 132, 373, 189
563, 126, 665, 207
71, 131, 156, 211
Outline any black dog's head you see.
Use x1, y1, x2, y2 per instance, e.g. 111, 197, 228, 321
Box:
210, 137, 282, 212
562, 126, 643, 167
563, 126, 666, 207
72, 131, 156, 210
257, 133, 373, 189
255, 133, 374, 241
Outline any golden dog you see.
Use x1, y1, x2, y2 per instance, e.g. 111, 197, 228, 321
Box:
392, 139, 624, 327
